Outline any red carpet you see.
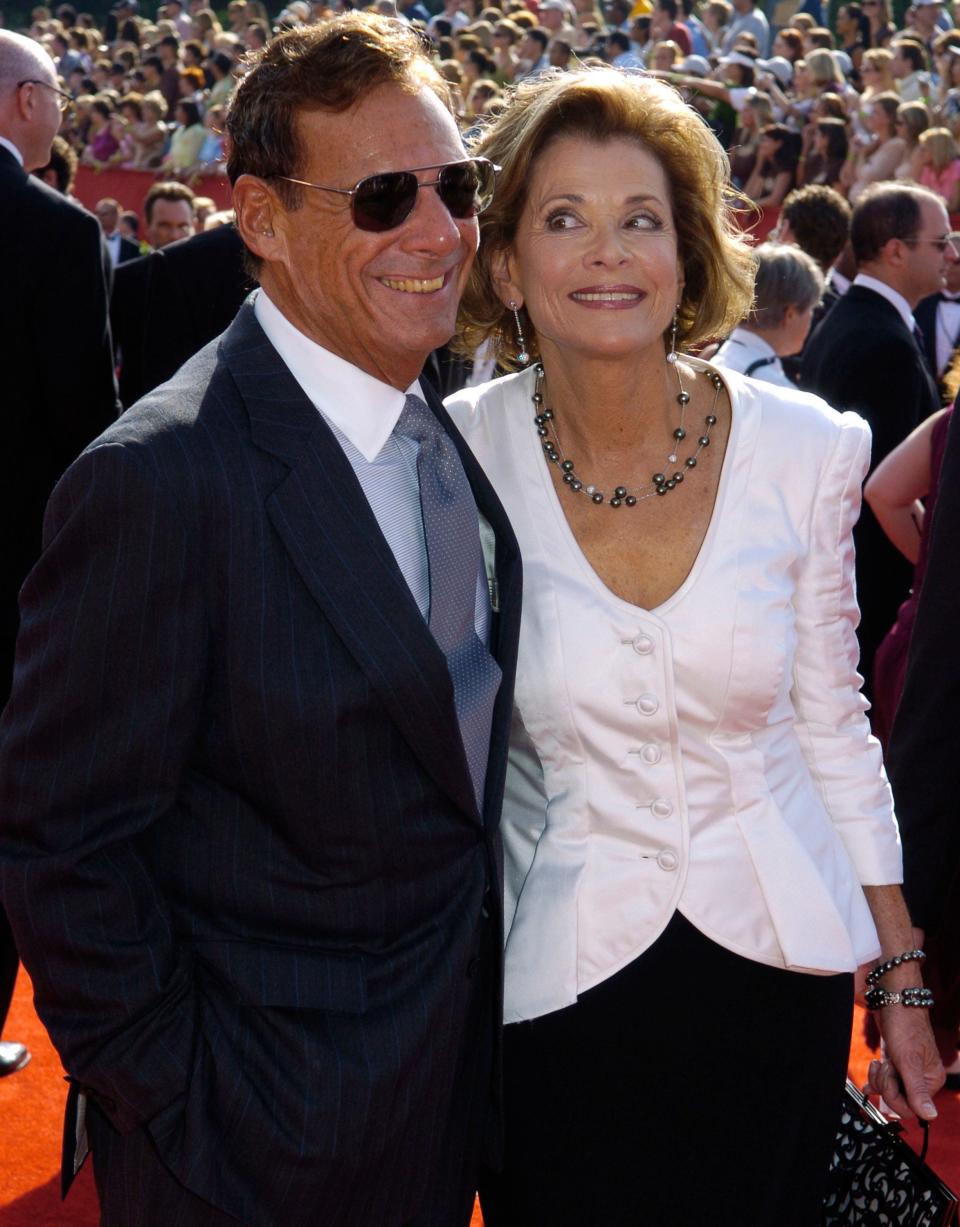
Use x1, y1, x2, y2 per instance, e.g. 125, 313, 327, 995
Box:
1, 967, 956, 1224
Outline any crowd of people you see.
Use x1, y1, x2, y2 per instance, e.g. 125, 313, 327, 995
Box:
17, 0, 960, 204
2, 2, 960, 1226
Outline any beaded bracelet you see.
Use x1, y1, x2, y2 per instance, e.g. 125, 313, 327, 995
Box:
865, 949, 926, 987
865, 985, 935, 1010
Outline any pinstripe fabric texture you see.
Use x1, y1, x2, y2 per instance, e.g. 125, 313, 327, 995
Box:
0, 302, 522, 1227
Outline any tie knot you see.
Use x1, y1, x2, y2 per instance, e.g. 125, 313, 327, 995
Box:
397, 394, 440, 446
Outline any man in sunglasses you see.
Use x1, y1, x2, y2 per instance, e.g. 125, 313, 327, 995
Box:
0, 13, 519, 1227
0, 30, 119, 1080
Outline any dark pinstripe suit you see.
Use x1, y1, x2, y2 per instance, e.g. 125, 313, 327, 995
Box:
0, 302, 521, 1226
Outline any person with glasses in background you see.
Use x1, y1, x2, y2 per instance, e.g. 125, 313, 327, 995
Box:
801, 181, 957, 704
0, 15, 520, 1227
0, 29, 119, 1083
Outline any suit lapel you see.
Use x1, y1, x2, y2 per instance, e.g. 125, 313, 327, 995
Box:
220, 304, 480, 819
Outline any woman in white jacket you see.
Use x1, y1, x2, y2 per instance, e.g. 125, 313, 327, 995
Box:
447, 67, 943, 1227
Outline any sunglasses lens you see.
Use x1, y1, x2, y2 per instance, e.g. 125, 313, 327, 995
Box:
352, 171, 419, 232
437, 159, 496, 219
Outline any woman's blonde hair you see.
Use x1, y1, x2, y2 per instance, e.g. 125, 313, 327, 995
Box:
457, 68, 756, 368
897, 100, 931, 147
919, 125, 959, 171
806, 47, 843, 86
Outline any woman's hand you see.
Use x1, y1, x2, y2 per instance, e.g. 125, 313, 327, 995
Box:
864, 1007, 944, 1120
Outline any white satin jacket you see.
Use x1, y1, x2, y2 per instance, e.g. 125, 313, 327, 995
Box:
446, 363, 902, 1024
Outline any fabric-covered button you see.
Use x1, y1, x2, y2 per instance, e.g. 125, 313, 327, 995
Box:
650, 798, 673, 819
632, 634, 654, 655
640, 743, 661, 764
657, 848, 679, 871
636, 694, 659, 716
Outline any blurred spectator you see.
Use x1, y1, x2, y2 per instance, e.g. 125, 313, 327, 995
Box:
144, 179, 195, 247
79, 95, 119, 166
157, 97, 204, 174
32, 131, 77, 192
844, 90, 906, 200
890, 36, 932, 100
894, 97, 932, 174
719, 0, 769, 56
743, 121, 803, 204
800, 116, 849, 186
94, 195, 141, 263
914, 125, 960, 208
712, 244, 825, 385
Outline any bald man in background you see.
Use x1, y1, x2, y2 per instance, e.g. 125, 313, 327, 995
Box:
0, 29, 119, 1076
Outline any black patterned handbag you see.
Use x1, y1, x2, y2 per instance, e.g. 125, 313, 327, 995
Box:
823, 1080, 959, 1226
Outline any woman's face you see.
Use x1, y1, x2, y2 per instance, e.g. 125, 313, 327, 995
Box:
495, 135, 682, 367
758, 132, 780, 159
868, 104, 892, 137
741, 104, 757, 130
652, 43, 675, 70
794, 62, 810, 90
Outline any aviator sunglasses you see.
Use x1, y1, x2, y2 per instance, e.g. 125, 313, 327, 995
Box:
273, 157, 500, 233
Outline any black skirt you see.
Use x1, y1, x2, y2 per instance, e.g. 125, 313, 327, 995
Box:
480, 910, 853, 1227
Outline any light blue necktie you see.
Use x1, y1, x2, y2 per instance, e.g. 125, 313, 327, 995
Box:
396, 395, 502, 809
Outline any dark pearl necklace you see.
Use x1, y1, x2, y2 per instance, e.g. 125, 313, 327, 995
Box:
532, 361, 723, 507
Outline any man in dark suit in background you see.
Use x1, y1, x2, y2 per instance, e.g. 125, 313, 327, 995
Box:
0, 15, 520, 1227
800, 181, 952, 699
111, 222, 252, 407
886, 406, 960, 1086
0, 29, 119, 1080
913, 253, 960, 391
93, 196, 141, 265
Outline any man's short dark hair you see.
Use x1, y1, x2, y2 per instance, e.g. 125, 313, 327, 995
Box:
143, 53, 163, 73
120, 208, 139, 235
226, 13, 451, 215
850, 181, 941, 265
893, 37, 926, 72
606, 29, 630, 52
781, 184, 851, 271
657, 0, 678, 19
159, 32, 180, 51
144, 179, 196, 223
526, 26, 549, 49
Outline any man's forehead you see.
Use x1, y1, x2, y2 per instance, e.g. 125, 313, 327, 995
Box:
294, 87, 463, 176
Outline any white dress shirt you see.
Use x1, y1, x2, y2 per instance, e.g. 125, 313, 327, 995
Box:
711, 326, 794, 388
254, 289, 490, 634
853, 273, 917, 333
447, 363, 901, 1023
0, 136, 24, 166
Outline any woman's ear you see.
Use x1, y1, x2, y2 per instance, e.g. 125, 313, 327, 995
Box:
491, 246, 521, 309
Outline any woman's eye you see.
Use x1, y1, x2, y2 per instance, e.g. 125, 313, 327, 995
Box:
626, 213, 661, 230
545, 211, 579, 230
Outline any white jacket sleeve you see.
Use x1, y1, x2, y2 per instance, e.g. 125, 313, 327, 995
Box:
789, 411, 903, 885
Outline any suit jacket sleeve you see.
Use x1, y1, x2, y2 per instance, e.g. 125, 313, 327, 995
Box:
0, 440, 205, 1132
789, 412, 902, 881
886, 406, 960, 932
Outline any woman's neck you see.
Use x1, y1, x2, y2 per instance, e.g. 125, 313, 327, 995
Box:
535, 342, 683, 468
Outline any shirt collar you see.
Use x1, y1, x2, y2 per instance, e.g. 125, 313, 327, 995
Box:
727, 326, 777, 357
0, 137, 24, 166
854, 273, 917, 331
253, 288, 422, 462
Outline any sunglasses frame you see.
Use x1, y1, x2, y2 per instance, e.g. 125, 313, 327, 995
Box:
272, 157, 500, 232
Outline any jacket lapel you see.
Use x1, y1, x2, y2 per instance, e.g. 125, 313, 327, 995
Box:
219, 304, 480, 820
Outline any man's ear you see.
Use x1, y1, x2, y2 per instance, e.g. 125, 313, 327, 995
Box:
232, 173, 284, 263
